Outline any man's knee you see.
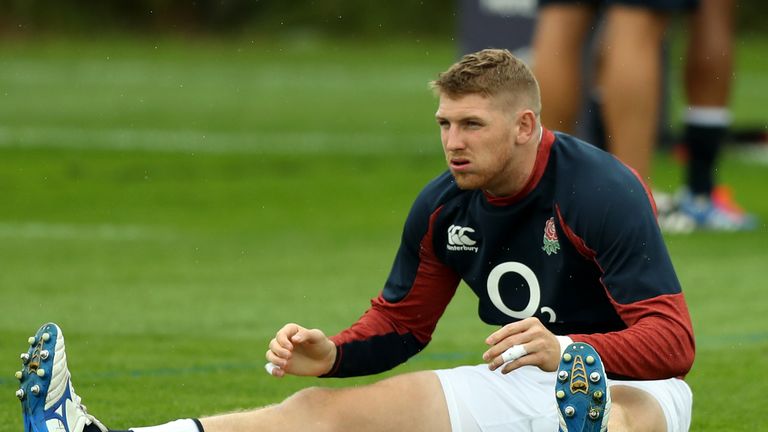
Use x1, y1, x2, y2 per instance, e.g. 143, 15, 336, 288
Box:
278, 384, 406, 430
281, 386, 335, 411
608, 385, 667, 432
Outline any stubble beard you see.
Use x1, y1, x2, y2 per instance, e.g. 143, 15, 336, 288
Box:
451, 171, 485, 191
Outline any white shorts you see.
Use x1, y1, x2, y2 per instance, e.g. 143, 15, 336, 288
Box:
434, 364, 692, 432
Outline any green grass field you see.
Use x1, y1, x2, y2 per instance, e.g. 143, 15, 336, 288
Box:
1, 35, 766, 431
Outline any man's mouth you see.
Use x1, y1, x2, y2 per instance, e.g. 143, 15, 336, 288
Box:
450, 158, 471, 171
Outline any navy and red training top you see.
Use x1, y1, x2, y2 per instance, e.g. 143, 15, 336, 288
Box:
326, 129, 695, 381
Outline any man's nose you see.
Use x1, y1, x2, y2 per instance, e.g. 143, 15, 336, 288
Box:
444, 127, 466, 151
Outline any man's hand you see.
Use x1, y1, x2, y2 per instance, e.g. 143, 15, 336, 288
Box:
265, 323, 336, 378
482, 317, 561, 373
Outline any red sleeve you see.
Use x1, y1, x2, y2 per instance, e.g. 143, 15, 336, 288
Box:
326, 208, 461, 377
570, 293, 695, 379
557, 206, 695, 379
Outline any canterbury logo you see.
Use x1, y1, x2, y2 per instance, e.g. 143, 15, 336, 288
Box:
447, 225, 479, 252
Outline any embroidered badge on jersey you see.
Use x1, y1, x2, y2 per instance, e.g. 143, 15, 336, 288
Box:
541, 217, 560, 256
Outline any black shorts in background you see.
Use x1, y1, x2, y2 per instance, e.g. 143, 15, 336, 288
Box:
537, 0, 698, 12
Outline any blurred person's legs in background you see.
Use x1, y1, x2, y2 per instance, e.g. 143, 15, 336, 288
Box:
673, 0, 757, 231
534, 0, 680, 182
532, 2, 596, 135
597, 4, 668, 181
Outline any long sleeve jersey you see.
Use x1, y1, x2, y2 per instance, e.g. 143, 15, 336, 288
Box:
325, 129, 695, 381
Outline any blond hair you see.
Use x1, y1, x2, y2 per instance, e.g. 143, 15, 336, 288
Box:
430, 48, 541, 115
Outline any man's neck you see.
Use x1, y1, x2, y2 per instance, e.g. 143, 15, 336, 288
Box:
485, 126, 543, 198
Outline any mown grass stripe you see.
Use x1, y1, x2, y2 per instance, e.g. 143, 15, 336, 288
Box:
0, 126, 437, 155
0, 222, 173, 241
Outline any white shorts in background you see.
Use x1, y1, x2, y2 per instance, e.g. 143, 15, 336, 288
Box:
434, 364, 692, 432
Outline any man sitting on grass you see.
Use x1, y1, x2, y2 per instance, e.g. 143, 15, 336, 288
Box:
16, 48, 694, 432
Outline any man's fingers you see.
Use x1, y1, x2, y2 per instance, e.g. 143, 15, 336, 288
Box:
485, 322, 521, 346
487, 343, 530, 370
266, 348, 287, 367
292, 327, 326, 345
501, 344, 528, 363
268, 338, 292, 359
264, 362, 284, 377
500, 351, 541, 374
483, 331, 533, 363
485, 317, 539, 345
276, 323, 302, 349
270, 324, 311, 364
291, 327, 312, 344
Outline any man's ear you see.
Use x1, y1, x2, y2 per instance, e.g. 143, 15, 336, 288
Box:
517, 109, 538, 143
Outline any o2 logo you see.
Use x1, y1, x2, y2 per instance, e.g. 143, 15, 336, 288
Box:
486, 261, 557, 322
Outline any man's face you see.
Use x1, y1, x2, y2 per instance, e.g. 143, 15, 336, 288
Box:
435, 93, 521, 196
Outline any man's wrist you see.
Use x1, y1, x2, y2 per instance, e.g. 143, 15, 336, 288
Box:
555, 335, 574, 356
320, 341, 340, 377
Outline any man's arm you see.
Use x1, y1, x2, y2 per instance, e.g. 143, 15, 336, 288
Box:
568, 292, 694, 380
325, 204, 461, 377
265, 202, 460, 378
556, 171, 695, 380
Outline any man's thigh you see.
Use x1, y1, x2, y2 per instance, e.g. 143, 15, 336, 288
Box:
609, 378, 693, 432
202, 371, 451, 432
354, 371, 452, 431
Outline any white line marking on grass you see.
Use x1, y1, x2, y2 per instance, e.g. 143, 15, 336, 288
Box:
0, 221, 173, 241
0, 125, 437, 155
732, 145, 768, 166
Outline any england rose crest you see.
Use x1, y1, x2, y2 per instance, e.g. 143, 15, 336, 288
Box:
542, 217, 560, 256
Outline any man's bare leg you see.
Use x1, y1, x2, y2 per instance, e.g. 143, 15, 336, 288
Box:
200, 371, 451, 432
21, 323, 676, 432
682, 0, 734, 196
684, 0, 734, 107
532, 4, 596, 133
608, 385, 668, 432
599, 6, 669, 181
203, 374, 668, 432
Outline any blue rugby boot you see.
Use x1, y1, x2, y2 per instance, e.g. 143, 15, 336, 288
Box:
555, 343, 611, 432
16, 323, 107, 432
